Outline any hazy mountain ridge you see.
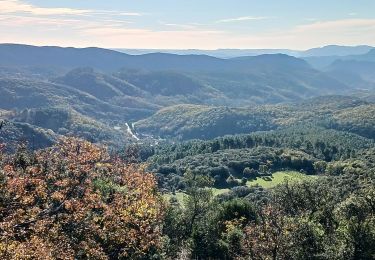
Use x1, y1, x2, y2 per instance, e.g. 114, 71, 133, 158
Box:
115, 45, 374, 58
0, 44, 353, 107
303, 47, 375, 67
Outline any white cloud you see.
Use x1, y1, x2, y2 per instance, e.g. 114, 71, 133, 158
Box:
0, 14, 81, 26
0, 0, 90, 15
0, 0, 143, 17
216, 16, 269, 23
158, 21, 198, 30
119, 12, 143, 16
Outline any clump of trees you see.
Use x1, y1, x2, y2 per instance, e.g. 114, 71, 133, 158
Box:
0, 138, 164, 259
163, 169, 375, 259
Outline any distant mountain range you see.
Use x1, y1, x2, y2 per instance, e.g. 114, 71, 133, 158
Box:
0, 43, 310, 72
301, 45, 373, 57
115, 45, 374, 58
2, 43, 374, 106
0, 43, 352, 106
114, 48, 300, 58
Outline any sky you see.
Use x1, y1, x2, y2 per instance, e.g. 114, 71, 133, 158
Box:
0, 0, 375, 50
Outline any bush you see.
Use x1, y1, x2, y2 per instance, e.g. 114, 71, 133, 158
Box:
226, 175, 240, 187
0, 138, 165, 259
243, 167, 259, 179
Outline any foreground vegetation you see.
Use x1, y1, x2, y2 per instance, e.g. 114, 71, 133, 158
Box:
0, 138, 374, 259
0, 139, 164, 259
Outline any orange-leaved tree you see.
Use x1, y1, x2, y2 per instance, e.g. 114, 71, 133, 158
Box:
0, 138, 164, 259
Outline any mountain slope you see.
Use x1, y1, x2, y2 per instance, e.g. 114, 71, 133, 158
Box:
7, 107, 138, 145
135, 105, 277, 140
135, 96, 373, 140
53, 67, 147, 100
325, 60, 375, 88
0, 78, 153, 121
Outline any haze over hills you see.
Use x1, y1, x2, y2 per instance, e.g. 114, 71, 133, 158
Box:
1, 44, 305, 72
1, 43, 373, 71
114, 48, 301, 58
0, 44, 354, 105
115, 45, 374, 59
301, 45, 374, 57
303, 47, 375, 68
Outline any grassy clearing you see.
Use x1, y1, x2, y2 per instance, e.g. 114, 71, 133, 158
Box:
165, 171, 317, 204
164, 192, 186, 203
247, 171, 317, 189
211, 188, 230, 196
164, 188, 229, 204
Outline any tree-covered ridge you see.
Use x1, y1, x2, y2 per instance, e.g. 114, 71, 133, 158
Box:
0, 121, 56, 152
135, 104, 276, 140
134, 96, 375, 140
148, 126, 373, 164
8, 107, 135, 146
0, 77, 154, 122
331, 104, 375, 139
0, 107, 143, 152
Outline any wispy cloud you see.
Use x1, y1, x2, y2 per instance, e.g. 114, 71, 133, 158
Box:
294, 18, 375, 33
0, 14, 80, 26
158, 21, 198, 30
0, 0, 143, 17
216, 16, 269, 23
0, 0, 90, 15
119, 12, 143, 16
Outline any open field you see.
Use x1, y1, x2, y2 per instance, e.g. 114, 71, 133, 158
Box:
166, 171, 318, 204
247, 171, 318, 188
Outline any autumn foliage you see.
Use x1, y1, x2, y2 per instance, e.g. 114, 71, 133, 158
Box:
0, 138, 164, 259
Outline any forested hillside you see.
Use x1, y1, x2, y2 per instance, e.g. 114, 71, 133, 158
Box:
135, 96, 375, 140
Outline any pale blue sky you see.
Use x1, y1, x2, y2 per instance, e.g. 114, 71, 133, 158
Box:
0, 0, 374, 49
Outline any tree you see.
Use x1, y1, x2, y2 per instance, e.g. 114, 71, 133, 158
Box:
243, 167, 258, 179
243, 205, 294, 260
0, 138, 164, 259
313, 160, 327, 174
